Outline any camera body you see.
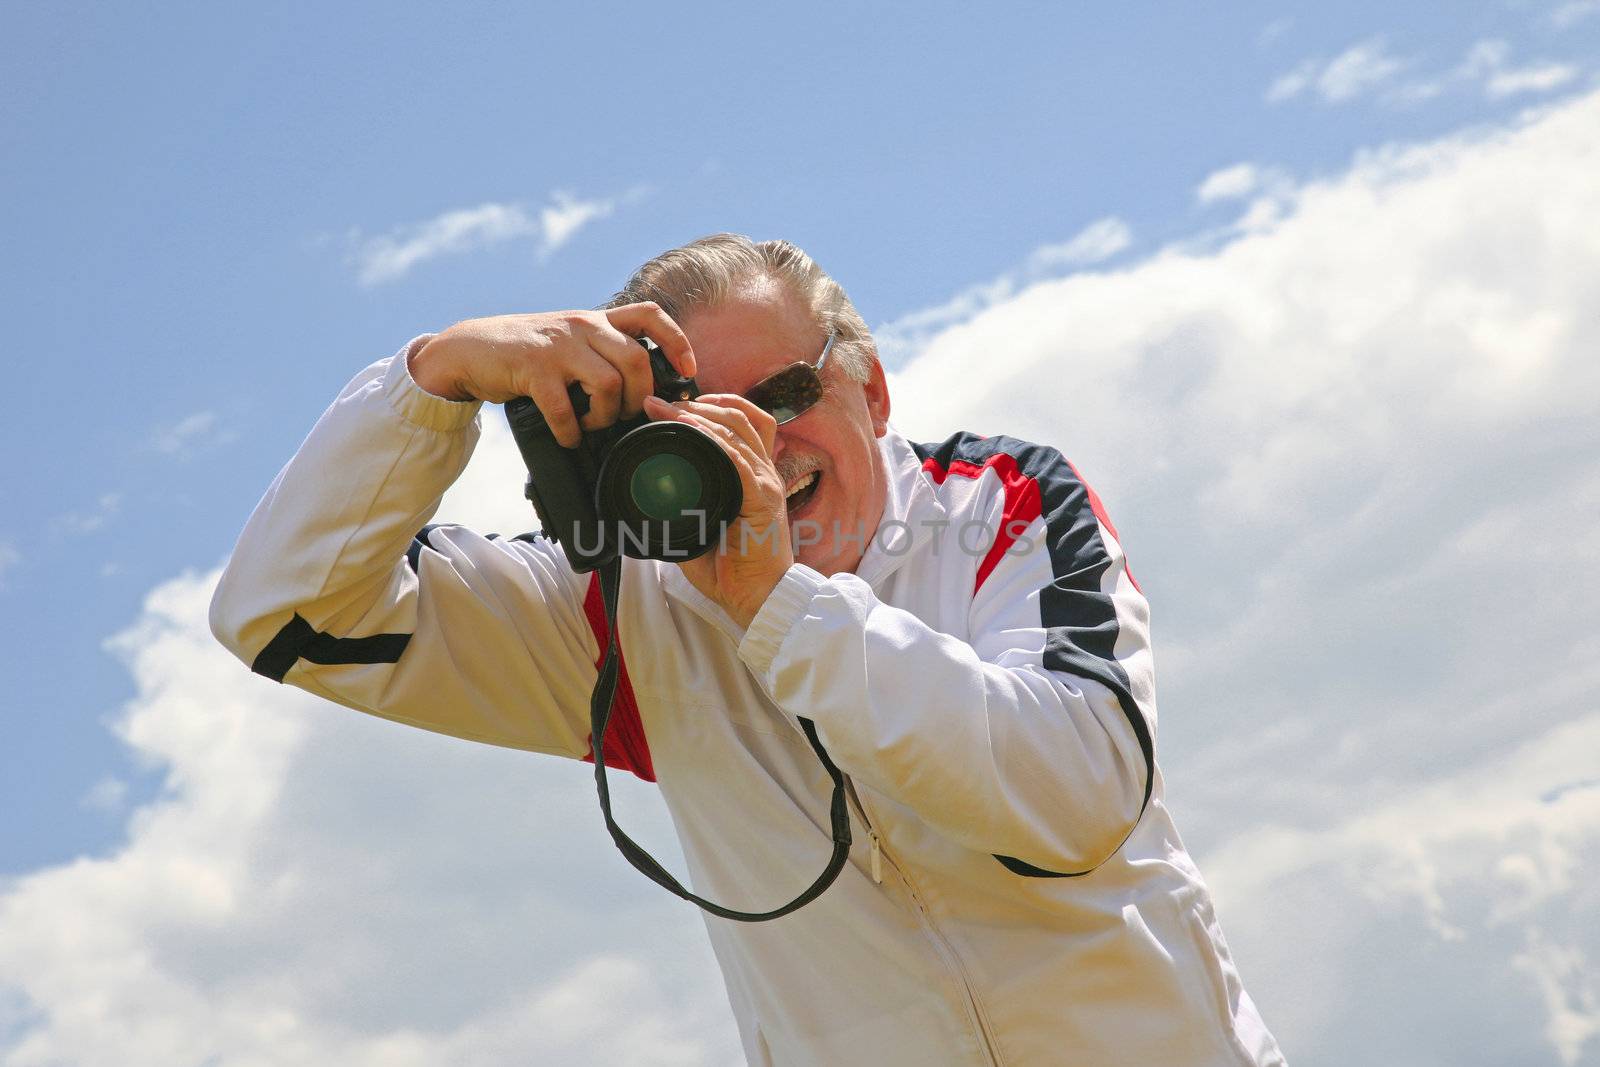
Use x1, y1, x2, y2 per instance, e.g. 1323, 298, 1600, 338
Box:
504, 339, 743, 572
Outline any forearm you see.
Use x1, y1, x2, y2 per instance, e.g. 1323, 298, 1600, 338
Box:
211, 338, 480, 661
739, 566, 1151, 872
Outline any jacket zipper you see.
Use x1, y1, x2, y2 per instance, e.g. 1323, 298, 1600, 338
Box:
843, 776, 1004, 1066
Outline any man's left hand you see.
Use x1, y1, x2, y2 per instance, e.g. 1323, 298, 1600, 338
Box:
643, 393, 793, 629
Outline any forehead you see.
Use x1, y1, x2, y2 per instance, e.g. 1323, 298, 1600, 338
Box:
680, 277, 823, 392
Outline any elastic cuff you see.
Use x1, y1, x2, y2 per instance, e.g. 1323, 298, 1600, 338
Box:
738, 564, 828, 677
383, 334, 483, 431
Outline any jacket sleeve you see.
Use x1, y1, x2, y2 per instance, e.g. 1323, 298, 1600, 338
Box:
736, 452, 1155, 875
208, 337, 601, 758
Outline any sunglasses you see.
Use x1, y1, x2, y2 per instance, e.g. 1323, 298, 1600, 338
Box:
741, 331, 837, 424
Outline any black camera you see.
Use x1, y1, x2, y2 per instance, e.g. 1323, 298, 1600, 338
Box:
504, 339, 743, 572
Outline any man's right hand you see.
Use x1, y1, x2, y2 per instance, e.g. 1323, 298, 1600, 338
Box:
408, 303, 698, 448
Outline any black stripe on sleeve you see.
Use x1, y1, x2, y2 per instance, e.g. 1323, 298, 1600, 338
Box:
914, 432, 1154, 879
250, 612, 411, 682
261, 519, 532, 683
407, 524, 547, 573
406, 523, 457, 573
263, 523, 540, 684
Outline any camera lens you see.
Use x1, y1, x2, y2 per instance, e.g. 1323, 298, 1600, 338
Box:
629, 453, 704, 520
595, 422, 743, 561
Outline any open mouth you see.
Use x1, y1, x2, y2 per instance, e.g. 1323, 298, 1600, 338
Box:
784, 470, 822, 515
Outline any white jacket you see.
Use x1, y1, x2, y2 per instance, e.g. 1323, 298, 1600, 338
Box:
211, 337, 1286, 1066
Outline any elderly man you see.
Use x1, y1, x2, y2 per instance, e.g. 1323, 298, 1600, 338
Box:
211, 234, 1285, 1065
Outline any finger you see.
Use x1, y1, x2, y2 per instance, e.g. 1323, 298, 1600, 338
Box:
698, 425, 767, 509
669, 397, 769, 460
644, 399, 763, 486
563, 349, 625, 432
585, 321, 654, 418
527, 377, 583, 448
604, 302, 697, 377
644, 397, 750, 458
647, 402, 787, 523
687, 392, 778, 458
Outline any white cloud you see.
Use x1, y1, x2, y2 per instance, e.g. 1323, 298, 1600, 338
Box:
1267, 36, 1582, 110
0, 541, 18, 588
874, 218, 1130, 367
1459, 39, 1579, 99
1195, 163, 1261, 203
539, 192, 612, 255
873, 275, 1017, 368
9, 80, 1600, 1067
1358, 38, 1586, 107
1461, 38, 1513, 78
348, 189, 633, 286
1197, 714, 1600, 1063
1264, 58, 1318, 103
152, 411, 236, 458
1318, 37, 1408, 101
1487, 61, 1579, 98
79, 777, 128, 813
1025, 216, 1132, 270
1551, 0, 1600, 28
1257, 18, 1293, 47
155, 411, 216, 452
355, 202, 538, 285
56, 492, 122, 535
0, 565, 742, 1066
887, 88, 1600, 1063
1268, 37, 1408, 103
1515, 931, 1600, 1066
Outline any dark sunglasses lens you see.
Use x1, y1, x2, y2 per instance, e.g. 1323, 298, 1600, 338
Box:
746, 364, 822, 423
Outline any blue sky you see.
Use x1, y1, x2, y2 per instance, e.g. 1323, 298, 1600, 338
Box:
4, 3, 1600, 1064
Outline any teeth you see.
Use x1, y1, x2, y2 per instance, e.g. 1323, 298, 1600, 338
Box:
785, 471, 818, 500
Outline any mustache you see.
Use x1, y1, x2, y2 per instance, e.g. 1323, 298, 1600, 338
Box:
774, 454, 821, 486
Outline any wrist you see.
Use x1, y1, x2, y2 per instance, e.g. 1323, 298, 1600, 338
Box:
737, 563, 829, 675
408, 334, 474, 402
726, 570, 787, 630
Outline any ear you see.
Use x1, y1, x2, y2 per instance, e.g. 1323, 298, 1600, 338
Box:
862, 357, 891, 437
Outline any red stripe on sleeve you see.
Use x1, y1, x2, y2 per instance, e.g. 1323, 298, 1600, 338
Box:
580, 573, 657, 782
922, 454, 1043, 593
923, 452, 1140, 595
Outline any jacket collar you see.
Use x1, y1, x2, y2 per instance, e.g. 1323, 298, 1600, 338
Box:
852, 423, 948, 587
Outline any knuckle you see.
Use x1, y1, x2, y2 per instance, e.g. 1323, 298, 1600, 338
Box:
619, 344, 650, 373
530, 379, 565, 407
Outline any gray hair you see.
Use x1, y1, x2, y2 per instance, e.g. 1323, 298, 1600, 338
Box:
601, 233, 877, 383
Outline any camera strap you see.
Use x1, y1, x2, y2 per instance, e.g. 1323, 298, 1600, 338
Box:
589, 557, 854, 921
